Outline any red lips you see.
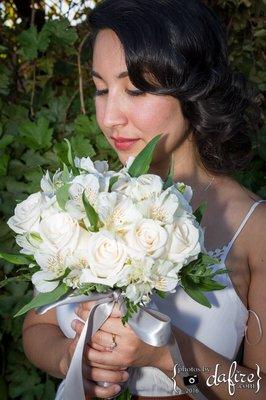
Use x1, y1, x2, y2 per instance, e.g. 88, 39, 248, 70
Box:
111, 137, 140, 151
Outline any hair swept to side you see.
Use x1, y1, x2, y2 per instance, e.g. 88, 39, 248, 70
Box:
88, 0, 261, 175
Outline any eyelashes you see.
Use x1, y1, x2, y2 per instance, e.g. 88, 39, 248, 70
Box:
94, 89, 144, 97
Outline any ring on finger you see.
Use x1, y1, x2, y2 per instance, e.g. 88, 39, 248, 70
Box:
109, 332, 118, 350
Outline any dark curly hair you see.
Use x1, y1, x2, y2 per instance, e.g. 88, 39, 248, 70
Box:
88, 0, 260, 175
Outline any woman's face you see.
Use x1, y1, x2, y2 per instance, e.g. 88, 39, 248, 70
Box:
92, 29, 189, 168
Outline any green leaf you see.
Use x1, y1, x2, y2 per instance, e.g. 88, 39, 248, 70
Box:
82, 191, 99, 232
155, 290, 167, 299
0, 152, 9, 176
56, 183, 70, 211
163, 155, 174, 190
14, 283, 69, 317
108, 176, 119, 191
128, 135, 161, 177
194, 201, 207, 224
43, 19, 78, 52
0, 252, 32, 265
70, 135, 96, 158
198, 278, 226, 291
183, 286, 211, 308
18, 26, 50, 60
19, 117, 53, 151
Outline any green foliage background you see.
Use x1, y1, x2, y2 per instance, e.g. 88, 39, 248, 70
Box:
0, 0, 265, 398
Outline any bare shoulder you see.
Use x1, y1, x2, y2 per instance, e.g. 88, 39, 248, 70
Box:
246, 199, 266, 271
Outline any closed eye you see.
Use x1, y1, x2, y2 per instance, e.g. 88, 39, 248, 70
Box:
93, 89, 145, 97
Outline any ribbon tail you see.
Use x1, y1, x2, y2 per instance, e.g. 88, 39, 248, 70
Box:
168, 333, 207, 400
63, 300, 115, 400
128, 306, 172, 347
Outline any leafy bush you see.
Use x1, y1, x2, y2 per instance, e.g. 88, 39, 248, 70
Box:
0, 1, 265, 398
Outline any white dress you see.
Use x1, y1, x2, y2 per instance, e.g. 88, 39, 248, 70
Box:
56, 200, 264, 398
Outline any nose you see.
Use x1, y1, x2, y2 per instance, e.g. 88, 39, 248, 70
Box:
102, 92, 128, 129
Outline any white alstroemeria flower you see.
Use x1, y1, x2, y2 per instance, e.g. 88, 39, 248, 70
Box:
113, 174, 163, 202
124, 218, 168, 259
74, 156, 110, 175
95, 191, 120, 222
38, 212, 80, 254
151, 260, 180, 292
7, 192, 42, 234
138, 188, 180, 225
104, 197, 143, 234
69, 174, 100, 205
116, 257, 154, 287
41, 193, 61, 219
65, 174, 100, 220
124, 282, 153, 305
32, 250, 69, 292
16, 232, 42, 255
169, 186, 193, 216
175, 182, 193, 203
40, 171, 54, 196
32, 270, 60, 292
165, 217, 203, 264
85, 230, 127, 282
94, 160, 109, 174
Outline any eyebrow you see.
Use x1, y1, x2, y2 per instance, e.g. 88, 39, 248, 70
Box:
91, 70, 129, 80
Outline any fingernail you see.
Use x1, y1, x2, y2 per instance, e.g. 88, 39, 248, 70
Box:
113, 385, 121, 394
122, 371, 129, 381
71, 320, 77, 330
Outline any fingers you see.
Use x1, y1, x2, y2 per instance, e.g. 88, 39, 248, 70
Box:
87, 346, 126, 368
86, 367, 129, 384
76, 301, 122, 321
91, 329, 118, 351
84, 380, 122, 399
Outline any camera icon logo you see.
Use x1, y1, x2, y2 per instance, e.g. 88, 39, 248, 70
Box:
183, 374, 199, 386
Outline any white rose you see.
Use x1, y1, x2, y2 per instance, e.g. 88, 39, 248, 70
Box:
124, 219, 168, 259
7, 192, 42, 234
38, 212, 80, 254
166, 217, 203, 264
85, 230, 127, 283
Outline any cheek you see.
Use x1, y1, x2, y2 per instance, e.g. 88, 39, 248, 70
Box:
133, 97, 186, 138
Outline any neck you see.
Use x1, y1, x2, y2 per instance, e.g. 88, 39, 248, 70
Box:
150, 136, 217, 209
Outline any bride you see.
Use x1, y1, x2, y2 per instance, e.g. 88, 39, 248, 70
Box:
22, 0, 265, 399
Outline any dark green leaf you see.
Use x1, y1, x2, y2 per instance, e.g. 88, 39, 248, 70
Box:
0, 253, 32, 265
194, 201, 207, 224
14, 283, 69, 317
82, 191, 99, 232
128, 135, 161, 177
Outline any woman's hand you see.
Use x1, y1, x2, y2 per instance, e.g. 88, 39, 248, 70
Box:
59, 304, 129, 399
73, 301, 172, 371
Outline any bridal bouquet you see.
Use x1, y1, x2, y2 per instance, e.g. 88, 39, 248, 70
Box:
1, 135, 226, 399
